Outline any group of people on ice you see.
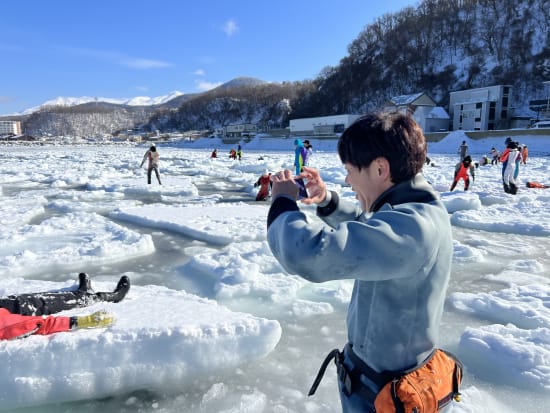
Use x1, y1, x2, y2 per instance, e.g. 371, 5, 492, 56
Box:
229, 145, 243, 160
253, 138, 313, 201
449, 137, 534, 194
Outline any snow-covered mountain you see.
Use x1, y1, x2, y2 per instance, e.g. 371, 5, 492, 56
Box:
21, 91, 184, 115
15, 78, 268, 116
212, 76, 267, 91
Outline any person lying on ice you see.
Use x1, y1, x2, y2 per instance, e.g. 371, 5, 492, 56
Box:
0, 273, 130, 340
0, 273, 130, 316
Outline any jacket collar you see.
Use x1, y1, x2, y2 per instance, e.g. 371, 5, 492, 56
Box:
369, 174, 439, 213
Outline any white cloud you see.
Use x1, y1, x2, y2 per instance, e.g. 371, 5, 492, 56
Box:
195, 80, 222, 92
135, 86, 149, 92
193, 69, 206, 76
120, 57, 172, 69
61, 46, 173, 70
222, 19, 239, 37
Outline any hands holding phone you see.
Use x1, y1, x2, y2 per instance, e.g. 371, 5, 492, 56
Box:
270, 166, 327, 204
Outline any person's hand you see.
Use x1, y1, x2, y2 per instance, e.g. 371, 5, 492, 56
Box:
299, 166, 327, 205
75, 310, 115, 329
270, 169, 299, 200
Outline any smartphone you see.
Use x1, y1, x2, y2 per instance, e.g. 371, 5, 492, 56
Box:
294, 178, 309, 199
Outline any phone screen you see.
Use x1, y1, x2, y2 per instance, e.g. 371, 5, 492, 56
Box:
294, 178, 309, 199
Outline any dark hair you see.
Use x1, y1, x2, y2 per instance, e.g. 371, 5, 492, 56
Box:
337, 111, 426, 183
150, 146, 157, 152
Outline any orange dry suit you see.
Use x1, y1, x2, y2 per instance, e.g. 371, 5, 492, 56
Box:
254, 173, 272, 201
0, 308, 70, 340
450, 157, 474, 191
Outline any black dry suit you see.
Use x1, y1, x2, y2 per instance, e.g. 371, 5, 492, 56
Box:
0, 274, 130, 316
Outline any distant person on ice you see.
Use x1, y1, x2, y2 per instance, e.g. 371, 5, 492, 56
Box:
501, 141, 521, 194
490, 147, 500, 165
140, 145, 162, 185
450, 155, 475, 191
457, 140, 469, 161
293, 138, 307, 175
521, 144, 528, 164
303, 139, 313, 166
254, 170, 272, 201
0, 273, 130, 340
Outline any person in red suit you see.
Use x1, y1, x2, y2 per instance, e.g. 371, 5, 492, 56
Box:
450, 155, 475, 191
254, 170, 272, 201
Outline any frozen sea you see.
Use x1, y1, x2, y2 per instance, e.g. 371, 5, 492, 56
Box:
1, 130, 550, 413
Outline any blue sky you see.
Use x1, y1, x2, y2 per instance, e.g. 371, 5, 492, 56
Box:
0, 0, 415, 115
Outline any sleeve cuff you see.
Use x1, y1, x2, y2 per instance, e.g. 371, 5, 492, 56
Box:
317, 190, 339, 217
267, 196, 300, 228
317, 190, 332, 207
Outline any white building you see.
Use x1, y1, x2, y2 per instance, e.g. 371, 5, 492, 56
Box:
449, 85, 512, 131
0, 120, 22, 135
289, 114, 360, 136
385, 92, 450, 133
219, 123, 257, 138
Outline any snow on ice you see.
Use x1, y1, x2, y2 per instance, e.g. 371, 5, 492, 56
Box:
0, 129, 549, 412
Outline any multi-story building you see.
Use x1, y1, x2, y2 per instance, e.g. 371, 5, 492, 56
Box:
449, 85, 512, 131
0, 120, 22, 135
219, 123, 257, 138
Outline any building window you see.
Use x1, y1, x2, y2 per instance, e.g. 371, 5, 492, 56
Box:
489, 102, 496, 120
334, 124, 345, 133
501, 110, 508, 119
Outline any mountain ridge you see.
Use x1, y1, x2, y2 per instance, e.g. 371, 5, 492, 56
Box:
8, 76, 268, 116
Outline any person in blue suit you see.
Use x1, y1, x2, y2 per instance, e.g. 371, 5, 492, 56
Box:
293, 138, 307, 176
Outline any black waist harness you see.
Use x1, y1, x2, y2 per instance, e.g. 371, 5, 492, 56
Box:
308, 343, 397, 400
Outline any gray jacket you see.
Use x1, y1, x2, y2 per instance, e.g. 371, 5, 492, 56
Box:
267, 174, 452, 373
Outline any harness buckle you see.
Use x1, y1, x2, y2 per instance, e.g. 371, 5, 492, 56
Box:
333, 352, 353, 396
